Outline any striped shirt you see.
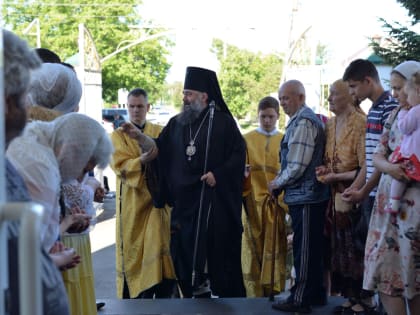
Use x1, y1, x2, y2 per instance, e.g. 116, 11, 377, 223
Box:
366, 91, 398, 196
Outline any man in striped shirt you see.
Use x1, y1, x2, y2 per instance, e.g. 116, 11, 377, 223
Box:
341, 59, 398, 313
269, 80, 329, 313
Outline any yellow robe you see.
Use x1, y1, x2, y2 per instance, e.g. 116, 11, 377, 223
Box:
241, 129, 288, 297
110, 122, 175, 298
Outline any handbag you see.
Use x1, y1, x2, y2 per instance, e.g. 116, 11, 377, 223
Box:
334, 192, 353, 213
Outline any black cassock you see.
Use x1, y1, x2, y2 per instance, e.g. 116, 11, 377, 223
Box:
153, 106, 246, 297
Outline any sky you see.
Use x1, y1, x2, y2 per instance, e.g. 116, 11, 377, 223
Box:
138, 0, 415, 82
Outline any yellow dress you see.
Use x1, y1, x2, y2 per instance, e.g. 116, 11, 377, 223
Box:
110, 122, 175, 298
241, 129, 288, 297
60, 180, 98, 315
61, 233, 96, 315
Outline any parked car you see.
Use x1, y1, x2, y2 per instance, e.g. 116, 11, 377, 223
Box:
102, 108, 128, 131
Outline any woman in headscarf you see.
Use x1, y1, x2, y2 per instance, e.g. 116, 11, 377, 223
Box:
26, 62, 82, 114
7, 113, 113, 315
363, 61, 420, 315
25, 61, 110, 314
7, 113, 112, 247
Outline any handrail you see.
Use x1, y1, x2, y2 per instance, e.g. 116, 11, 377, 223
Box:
0, 202, 44, 315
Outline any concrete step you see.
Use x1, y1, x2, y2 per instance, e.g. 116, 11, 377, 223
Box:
97, 296, 345, 315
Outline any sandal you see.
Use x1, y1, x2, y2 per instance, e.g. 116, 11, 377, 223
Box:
348, 301, 378, 315
332, 298, 356, 314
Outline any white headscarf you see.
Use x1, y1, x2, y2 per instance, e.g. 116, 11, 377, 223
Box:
25, 113, 113, 182
392, 60, 420, 80
26, 63, 82, 113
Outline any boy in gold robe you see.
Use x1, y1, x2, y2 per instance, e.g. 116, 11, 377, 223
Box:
242, 96, 288, 297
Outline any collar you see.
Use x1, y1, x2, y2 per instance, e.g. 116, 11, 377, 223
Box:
132, 121, 146, 131
256, 127, 280, 136
372, 91, 392, 108
287, 104, 307, 127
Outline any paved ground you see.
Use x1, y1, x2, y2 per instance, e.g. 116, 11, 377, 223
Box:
97, 297, 345, 315
89, 167, 347, 314
91, 166, 117, 300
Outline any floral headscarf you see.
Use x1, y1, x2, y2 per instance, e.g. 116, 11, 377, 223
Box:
24, 113, 113, 182
26, 63, 82, 114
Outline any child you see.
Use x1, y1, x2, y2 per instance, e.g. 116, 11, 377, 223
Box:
387, 70, 420, 213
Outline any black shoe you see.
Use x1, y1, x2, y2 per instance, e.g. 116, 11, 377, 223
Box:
272, 301, 312, 313
193, 291, 211, 298
96, 302, 105, 311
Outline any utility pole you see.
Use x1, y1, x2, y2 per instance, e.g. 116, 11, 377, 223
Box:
280, 0, 299, 84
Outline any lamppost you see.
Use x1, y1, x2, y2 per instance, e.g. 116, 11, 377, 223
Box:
22, 18, 41, 48
100, 30, 175, 64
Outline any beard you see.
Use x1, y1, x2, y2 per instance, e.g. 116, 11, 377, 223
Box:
176, 98, 204, 125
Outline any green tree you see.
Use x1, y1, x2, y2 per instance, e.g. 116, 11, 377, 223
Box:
211, 39, 284, 125
165, 81, 184, 110
370, 0, 420, 65
3, 0, 173, 104
315, 42, 329, 65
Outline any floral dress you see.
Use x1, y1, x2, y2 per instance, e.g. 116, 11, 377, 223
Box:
363, 108, 420, 298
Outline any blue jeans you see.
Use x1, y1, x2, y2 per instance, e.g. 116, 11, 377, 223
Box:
288, 201, 328, 306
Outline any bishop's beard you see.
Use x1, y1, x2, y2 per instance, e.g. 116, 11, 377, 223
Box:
176, 99, 204, 125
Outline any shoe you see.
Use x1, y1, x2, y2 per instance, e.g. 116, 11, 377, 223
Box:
349, 302, 378, 315
272, 301, 312, 313
332, 298, 357, 314
193, 278, 211, 296
96, 302, 105, 311
193, 291, 211, 298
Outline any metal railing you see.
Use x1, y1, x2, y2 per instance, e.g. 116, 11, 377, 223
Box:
0, 202, 44, 315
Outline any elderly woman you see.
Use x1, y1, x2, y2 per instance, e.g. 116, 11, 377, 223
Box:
315, 79, 366, 313
7, 113, 112, 249
23, 61, 110, 314
7, 113, 113, 315
3, 28, 72, 315
26, 62, 82, 114
363, 60, 420, 315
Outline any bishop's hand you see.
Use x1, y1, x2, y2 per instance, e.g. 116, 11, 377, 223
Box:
119, 122, 156, 153
201, 172, 216, 187
119, 122, 142, 140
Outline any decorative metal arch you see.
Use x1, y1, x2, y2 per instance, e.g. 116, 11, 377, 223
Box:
77, 23, 102, 123
78, 23, 101, 72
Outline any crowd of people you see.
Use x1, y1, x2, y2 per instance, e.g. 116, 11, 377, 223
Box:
2, 28, 419, 315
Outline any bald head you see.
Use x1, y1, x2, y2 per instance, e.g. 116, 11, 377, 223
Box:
282, 80, 306, 95
278, 80, 306, 117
